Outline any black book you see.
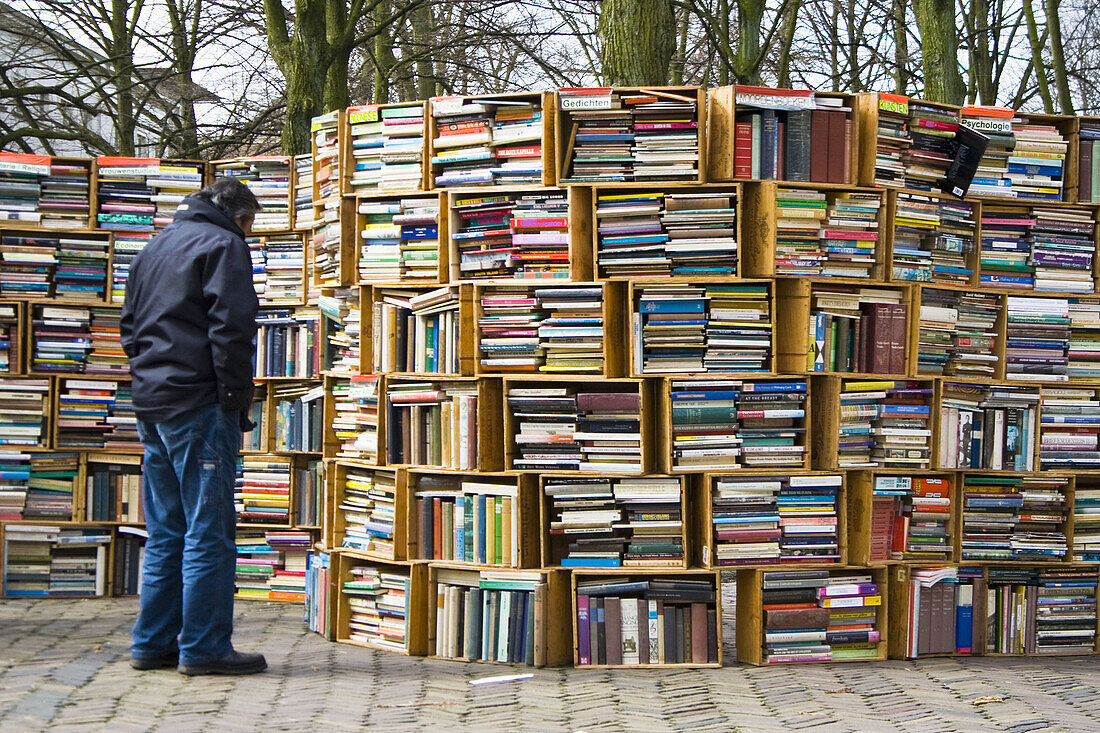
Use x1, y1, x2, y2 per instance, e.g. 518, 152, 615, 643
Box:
941, 124, 989, 198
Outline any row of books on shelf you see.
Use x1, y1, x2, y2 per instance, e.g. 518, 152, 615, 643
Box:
234, 457, 322, 527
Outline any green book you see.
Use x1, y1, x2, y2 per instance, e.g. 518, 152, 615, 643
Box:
442, 500, 453, 560
494, 497, 503, 565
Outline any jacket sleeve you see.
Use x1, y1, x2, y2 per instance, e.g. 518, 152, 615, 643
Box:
119, 258, 137, 359
201, 237, 259, 413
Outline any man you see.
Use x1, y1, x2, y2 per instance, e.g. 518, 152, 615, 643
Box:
120, 177, 267, 675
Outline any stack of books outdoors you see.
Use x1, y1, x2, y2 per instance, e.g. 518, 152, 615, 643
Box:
214, 157, 291, 231
959, 106, 1016, 198
86, 308, 128, 375
337, 467, 398, 557
0, 451, 30, 520
760, 569, 881, 663
937, 382, 1039, 470
711, 474, 841, 565
31, 305, 91, 373
0, 155, 90, 228
1068, 297, 1100, 379
250, 234, 306, 304
1008, 116, 1069, 201
0, 232, 57, 299
3, 524, 59, 595
0, 378, 51, 447
1039, 387, 1100, 468
1080, 120, 1100, 203
263, 530, 311, 601
294, 460, 323, 527
559, 87, 699, 182
431, 95, 545, 187
634, 283, 772, 374
412, 474, 523, 566
348, 103, 425, 192
838, 380, 932, 468
319, 288, 360, 374
807, 287, 907, 373
902, 101, 958, 189
669, 379, 807, 470
870, 475, 952, 561
891, 194, 976, 284
575, 575, 718, 665
22, 453, 79, 520
113, 527, 147, 596
85, 460, 143, 522
984, 568, 1096, 654
595, 190, 738, 277
1073, 477, 1100, 562
385, 380, 479, 469
774, 189, 881, 278
330, 375, 380, 463
0, 303, 18, 373
235, 532, 281, 599
899, 566, 981, 656
235, 457, 292, 525
343, 564, 410, 651
55, 379, 139, 450
46, 527, 111, 597
53, 233, 108, 301
433, 569, 550, 664
271, 383, 324, 452
374, 287, 462, 373
451, 191, 570, 279
293, 154, 313, 229
311, 111, 343, 285
960, 475, 1069, 560
543, 476, 683, 567
477, 285, 605, 373
358, 196, 440, 282
1004, 296, 1069, 380
253, 310, 321, 379
305, 553, 331, 635
507, 385, 642, 472
871, 94, 908, 188
915, 289, 998, 376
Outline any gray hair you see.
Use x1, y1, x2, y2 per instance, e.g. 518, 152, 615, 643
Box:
190, 177, 262, 223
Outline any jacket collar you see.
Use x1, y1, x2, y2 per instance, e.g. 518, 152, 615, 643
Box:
172, 196, 246, 239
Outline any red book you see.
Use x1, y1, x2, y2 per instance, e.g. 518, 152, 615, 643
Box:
734, 121, 753, 178
809, 110, 830, 182
827, 110, 847, 184
432, 497, 443, 560
888, 303, 907, 374
691, 603, 709, 664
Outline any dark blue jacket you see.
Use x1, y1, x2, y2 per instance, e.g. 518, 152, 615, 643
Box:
120, 196, 258, 423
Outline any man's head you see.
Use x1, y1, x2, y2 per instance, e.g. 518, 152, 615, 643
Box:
190, 177, 262, 235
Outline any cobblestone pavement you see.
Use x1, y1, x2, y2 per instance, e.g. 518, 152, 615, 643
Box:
3, 596, 1100, 732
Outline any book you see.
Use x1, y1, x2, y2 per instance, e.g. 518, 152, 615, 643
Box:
248, 233, 307, 304
234, 456, 292, 525
358, 196, 440, 282
1004, 296, 1070, 381
891, 193, 976, 284
348, 103, 426, 194
330, 375, 379, 463
254, 309, 321, 379
0, 377, 51, 447
434, 568, 548, 665
806, 286, 907, 374
340, 563, 411, 651
938, 382, 1038, 470
431, 94, 545, 187
451, 191, 570, 280
960, 475, 1068, 561
838, 380, 932, 468
386, 380, 479, 469
915, 288, 998, 377
319, 288, 361, 375
871, 475, 952, 561
375, 286, 462, 374
214, 157, 292, 231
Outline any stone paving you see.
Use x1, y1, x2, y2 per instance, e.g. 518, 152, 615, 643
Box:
3, 596, 1100, 732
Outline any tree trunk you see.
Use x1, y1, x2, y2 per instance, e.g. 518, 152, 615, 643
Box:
1022, 0, 1055, 112
598, 0, 676, 85
892, 0, 909, 94
717, 0, 731, 84
669, 7, 689, 85
282, 56, 328, 154
1044, 0, 1074, 113
912, 0, 966, 104
733, 0, 764, 83
411, 3, 436, 98
968, 0, 997, 104
111, 0, 135, 156
776, 0, 802, 88
166, 0, 200, 156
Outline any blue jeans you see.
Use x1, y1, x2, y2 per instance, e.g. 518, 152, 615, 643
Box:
131, 402, 241, 666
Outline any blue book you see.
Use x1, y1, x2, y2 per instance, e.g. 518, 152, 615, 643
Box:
561, 557, 620, 568
639, 299, 706, 314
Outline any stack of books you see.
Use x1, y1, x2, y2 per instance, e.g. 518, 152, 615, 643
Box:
938, 382, 1039, 469
413, 475, 523, 566
431, 95, 545, 187
900, 566, 981, 656
343, 564, 410, 651
56, 379, 138, 450
575, 575, 718, 665
560, 87, 699, 182
959, 106, 1016, 197
871, 94, 908, 187
305, 552, 331, 636
85, 460, 143, 522
112, 527, 146, 596
960, 476, 1069, 560
214, 157, 291, 231
293, 154, 313, 229
478, 285, 605, 373
1080, 120, 1100, 203
634, 282, 772, 374
251, 234, 306, 304
0, 451, 29, 520
1004, 296, 1069, 380
508, 385, 642, 472
254, 310, 321, 379
0, 155, 59, 226
358, 196, 440, 282
331, 375, 380, 462
41, 159, 91, 229
871, 475, 952, 561
1009, 116, 1068, 201
1074, 478, 1100, 562
272, 383, 324, 452
235, 532, 280, 599
311, 111, 343, 285
544, 476, 683, 567
52, 233, 108, 301
86, 308, 128, 375
385, 380, 479, 469
774, 189, 881, 278
263, 530, 311, 601
760, 569, 881, 663
710, 474, 841, 565
838, 380, 932, 468
1029, 207, 1095, 292
374, 287, 462, 373
434, 569, 549, 664
915, 288, 999, 377
235, 456, 292, 525
669, 378, 806, 470
348, 103, 426, 192
595, 190, 738, 277
451, 191, 570, 279
0, 303, 18, 373
807, 287, 907, 373
31, 305, 91, 373
0, 378, 50, 446
2, 524, 60, 595
46, 528, 111, 597
980, 208, 1033, 288
23, 453, 79, 520
337, 467, 398, 557
985, 568, 1096, 654
0, 232, 57, 299
892, 194, 976, 284
1039, 386, 1100, 468
903, 102, 958, 190
295, 460, 323, 527
319, 288, 360, 374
